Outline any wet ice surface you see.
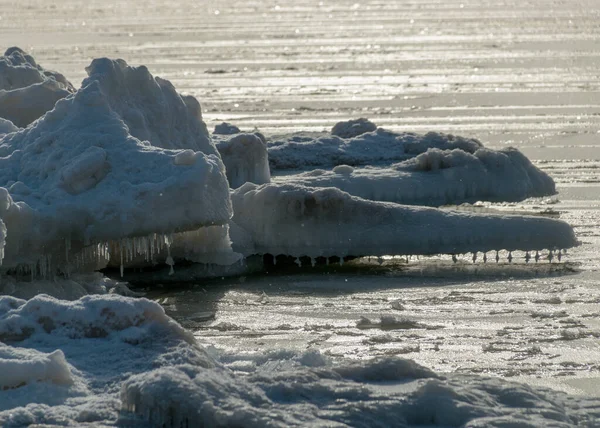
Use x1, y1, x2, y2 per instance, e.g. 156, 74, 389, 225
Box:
2, 0, 600, 418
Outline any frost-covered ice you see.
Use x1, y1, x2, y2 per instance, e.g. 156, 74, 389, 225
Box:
0, 76, 231, 272
275, 147, 556, 206
215, 133, 271, 188
0, 48, 74, 128
2, 294, 598, 427
231, 182, 577, 258
267, 126, 483, 170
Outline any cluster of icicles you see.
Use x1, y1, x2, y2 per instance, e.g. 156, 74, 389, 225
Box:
13, 234, 176, 280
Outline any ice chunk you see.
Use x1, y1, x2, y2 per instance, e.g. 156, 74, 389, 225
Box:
0, 349, 72, 390
331, 117, 377, 138
0, 48, 75, 127
83, 58, 215, 155
275, 147, 556, 206
231, 183, 577, 258
267, 127, 482, 170
213, 121, 241, 135
0, 80, 231, 271
216, 133, 271, 188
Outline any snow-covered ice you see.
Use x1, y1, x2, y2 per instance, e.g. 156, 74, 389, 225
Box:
0, 47, 74, 128
0, 74, 231, 272
2, 294, 599, 427
231, 182, 576, 259
215, 132, 271, 188
274, 146, 556, 206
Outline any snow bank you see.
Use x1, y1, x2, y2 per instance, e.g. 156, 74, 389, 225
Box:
275, 147, 556, 206
0, 48, 74, 127
231, 183, 577, 258
0, 79, 231, 272
216, 133, 271, 188
267, 127, 482, 170
83, 57, 215, 155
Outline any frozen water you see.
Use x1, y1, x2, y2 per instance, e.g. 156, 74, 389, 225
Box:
231, 182, 576, 258
275, 146, 556, 206
0, 77, 231, 272
0, 48, 74, 127
215, 133, 271, 188
267, 127, 482, 170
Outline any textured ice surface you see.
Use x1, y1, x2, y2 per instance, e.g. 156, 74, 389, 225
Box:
3, 294, 597, 427
83, 57, 215, 155
231, 182, 577, 258
215, 133, 271, 188
0, 79, 231, 271
267, 127, 482, 170
0, 48, 74, 127
275, 147, 556, 206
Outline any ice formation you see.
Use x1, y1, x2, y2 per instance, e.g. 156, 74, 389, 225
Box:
2, 294, 598, 427
267, 127, 482, 170
0, 48, 75, 127
231, 183, 577, 259
83, 57, 215, 155
275, 147, 555, 206
215, 133, 271, 188
331, 117, 377, 138
213, 121, 241, 135
0, 79, 232, 273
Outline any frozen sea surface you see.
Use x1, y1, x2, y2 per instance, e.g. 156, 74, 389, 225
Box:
2, 0, 600, 419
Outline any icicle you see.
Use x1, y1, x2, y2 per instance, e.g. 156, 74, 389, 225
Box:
535, 251, 540, 263
325, 257, 329, 266
310, 257, 316, 267
548, 250, 554, 263
472, 252, 477, 263
295, 257, 301, 267
525, 251, 531, 263
483, 253, 487, 263
507, 251, 513, 263
495, 251, 499, 263
340, 257, 344, 266
452, 254, 457, 263
557, 249, 562, 262
166, 242, 174, 276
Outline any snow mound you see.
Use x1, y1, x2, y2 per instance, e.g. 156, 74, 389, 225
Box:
0, 48, 75, 127
231, 183, 577, 258
275, 147, 555, 206
0, 348, 72, 390
122, 350, 599, 427
0, 294, 193, 344
0, 79, 231, 271
267, 128, 483, 170
213, 121, 241, 135
331, 117, 377, 138
216, 133, 271, 188
83, 57, 215, 155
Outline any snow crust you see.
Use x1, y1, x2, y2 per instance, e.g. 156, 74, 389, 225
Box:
267, 127, 483, 170
0, 48, 74, 127
275, 147, 556, 206
0, 78, 231, 271
231, 183, 577, 258
215, 133, 271, 188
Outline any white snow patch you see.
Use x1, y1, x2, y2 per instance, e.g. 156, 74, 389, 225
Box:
0, 349, 72, 390
331, 117, 377, 138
